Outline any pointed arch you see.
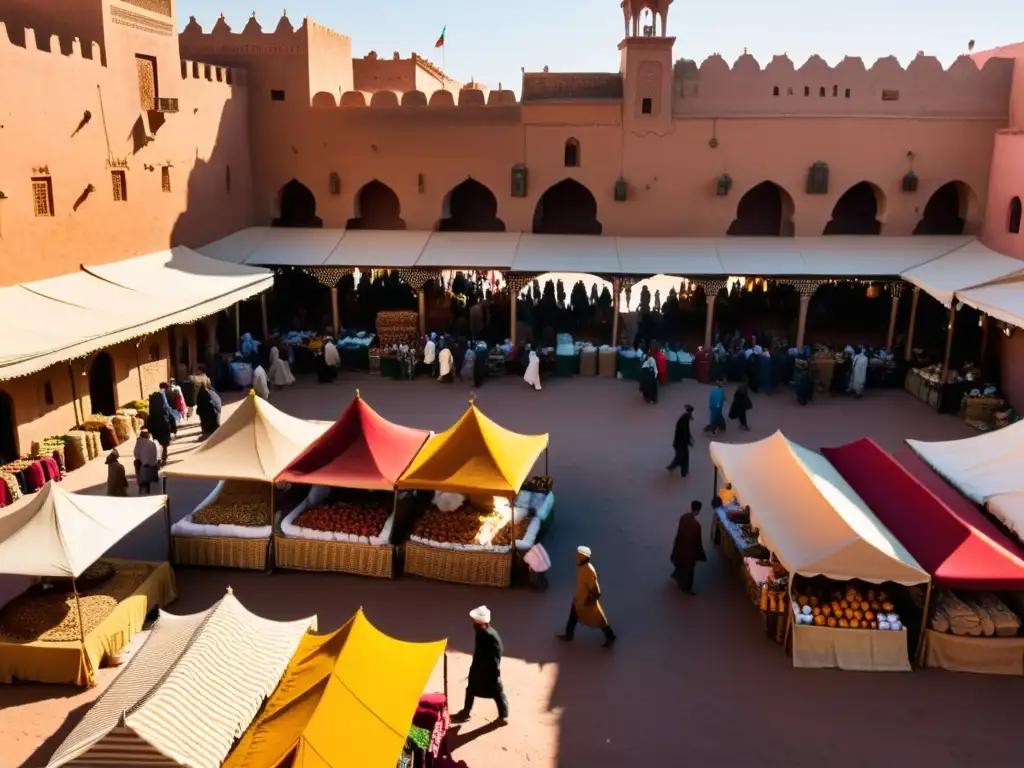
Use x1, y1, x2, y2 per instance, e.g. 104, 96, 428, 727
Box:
913, 181, 977, 235
88, 351, 116, 416
437, 179, 505, 232
347, 180, 406, 230
532, 179, 602, 235
1010, 196, 1022, 235
564, 137, 581, 168
727, 181, 795, 236
0, 389, 16, 466
272, 179, 322, 228
823, 181, 885, 235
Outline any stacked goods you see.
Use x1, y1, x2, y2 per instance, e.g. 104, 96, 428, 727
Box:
111, 415, 133, 443
0, 561, 154, 642
930, 591, 1021, 637
69, 429, 101, 460
31, 437, 66, 472
80, 415, 111, 432
0, 473, 21, 504
296, 499, 389, 539
523, 475, 553, 493
126, 399, 150, 418
375, 311, 419, 346
192, 481, 270, 527
63, 432, 88, 471
793, 584, 904, 630
757, 569, 791, 614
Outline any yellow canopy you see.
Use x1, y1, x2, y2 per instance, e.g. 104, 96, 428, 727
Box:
396, 402, 549, 496
224, 609, 446, 768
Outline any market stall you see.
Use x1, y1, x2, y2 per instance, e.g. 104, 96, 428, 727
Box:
710, 432, 930, 672
224, 608, 448, 768
162, 391, 329, 570
396, 398, 552, 588
46, 587, 315, 768
823, 438, 1024, 676
0, 481, 174, 687
274, 391, 431, 578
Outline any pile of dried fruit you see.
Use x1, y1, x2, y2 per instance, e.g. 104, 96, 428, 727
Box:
295, 500, 389, 537
193, 481, 270, 527
491, 517, 531, 547
414, 502, 518, 547
0, 561, 154, 642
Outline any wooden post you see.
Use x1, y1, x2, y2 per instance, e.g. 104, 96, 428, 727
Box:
260, 294, 270, 342
795, 294, 811, 350
703, 289, 717, 349
940, 303, 957, 384
915, 581, 933, 667
904, 286, 920, 361
509, 286, 518, 348
885, 291, 900, 352
611, 278, 621, 346
330, 286, 340, 334
235, 302, 241, 343
417, 289, 426, 335
67, 364, 82, 427
980, 314, 989, 363
266, 481, 275, 573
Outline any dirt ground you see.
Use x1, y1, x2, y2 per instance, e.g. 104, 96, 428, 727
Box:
2, 372, 1022, 768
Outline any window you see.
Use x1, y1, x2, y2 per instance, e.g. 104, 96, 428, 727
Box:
641, 97, 652, 115
1010, 196, 1022, 234
833, 85, 838, 97
772, 86, 780, 96
148, 344, 160, 362
136, 54, 158, 111
881, 89, 900, 101
161, 166, 171, 193
819, 86, 825, 97
31, 177, 54, 217
111, 170, 127, 202
43, 381, 54, 406
564, 138, 580, 167
844, 88, 851, 98
271, 89, 286, 101
803, 86, 810, 97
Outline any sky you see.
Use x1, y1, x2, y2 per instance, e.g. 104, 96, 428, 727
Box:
178, 0, 1017, 94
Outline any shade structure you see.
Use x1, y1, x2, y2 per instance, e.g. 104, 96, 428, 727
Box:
397, 402, 548, 497
47, 590, 316, 768
822, 438, 1024, 590
957, 273, 1024, 329
276, 392, 430, 491
224, 609, 446, 768
709, 432, 928, 585
900, 239, 1024, 307
0, 481, 165, 578
162, 392, 330, 482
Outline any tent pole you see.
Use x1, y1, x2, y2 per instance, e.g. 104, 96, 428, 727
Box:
266, 481, 275, 574
915, 581, 933, 667
713, 466, 718, 500
544, 447, 549, 477
164, 496, 173, 562
72, 578, 87, 645
939, 302, 956, 394
391, 491, 400, 576
443, 651, 449, 699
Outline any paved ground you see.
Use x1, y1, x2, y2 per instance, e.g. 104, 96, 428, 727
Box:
3, 372, 1023, 768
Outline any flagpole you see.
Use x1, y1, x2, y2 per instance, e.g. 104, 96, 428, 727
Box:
442, 24, 446, 90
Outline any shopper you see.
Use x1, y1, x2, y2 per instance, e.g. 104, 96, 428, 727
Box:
133, 429, 160, 495
706, 380, 726, 434
666, 405, 695, 477
558, 546, 616, 648
729, 382, 753, 431
105, 449, 128, 497
195, 379, 222, 439
451, 606, 508, 724
670, 500, 707, 594
523, 347, 542, 391
146, 391, 172, 466
639, 354, 658, 404
252, 364, 270, 399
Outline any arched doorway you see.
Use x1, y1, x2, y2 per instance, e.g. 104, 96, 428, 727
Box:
438, 179, 505, 232
88, 351, 116, 416
913, 181, 971, 235
727, 181, 795, 236
0, 390, 16, 465
347, 181, 406, 230
273, 179, 323, 228
823, 182, 884, 235
1010, 196, 1023, 235
532, 179, 602, 235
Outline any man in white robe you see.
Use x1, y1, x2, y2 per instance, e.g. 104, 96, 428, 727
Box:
423, 336, 437, 377
849, 348, 869, 397
438, 347, 454, 383
268, 345, 296, 388
252, 365, 270, 399
523, 349, 542, 391
323, 339, 341, 368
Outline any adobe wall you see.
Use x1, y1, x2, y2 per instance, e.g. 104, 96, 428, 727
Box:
0, 16, 252, 284
672, 53, 1014, 118
982, 131, 1024, 259
972, 43, 1024, 128
353, 53, 418, 95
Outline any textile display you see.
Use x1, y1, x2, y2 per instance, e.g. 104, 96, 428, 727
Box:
923, 629, 1024, 676
0, 560, 176, 687
791, 621, 911, 672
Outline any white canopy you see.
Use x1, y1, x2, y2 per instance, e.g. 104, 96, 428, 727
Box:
244, 228, 345, 266
512, 234, 621, 273
615, 237, 723, 275
161, 392, 329, 482
900, 239, 1024, 307
325, 230, 430, 267
710, 432, 928, 585
416, 231, 521, 269
0, 482, 165, 578
957, 274, 1024, 329
197, 227, 271, 264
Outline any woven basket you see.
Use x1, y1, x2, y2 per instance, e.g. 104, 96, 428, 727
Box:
63, 433, 87, 471
274, 535, 394, 578
404, 541, 512, 587
961, 396, 1004, 423
172, 534, 268, 570
111, 415, 132, 443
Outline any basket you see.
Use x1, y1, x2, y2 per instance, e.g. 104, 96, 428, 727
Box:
274, 535, 394, 578
172, 534, 269, 570
960, 396, 1004, 423
404, 541, 512, 587
598, 349, 617, 377
579, 350, 597, 377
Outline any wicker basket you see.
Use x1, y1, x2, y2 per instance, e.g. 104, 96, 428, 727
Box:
172, 534, 269, 570
404, 541, 512, 587
274, 535, 394, 578
960, 396, 1004, 424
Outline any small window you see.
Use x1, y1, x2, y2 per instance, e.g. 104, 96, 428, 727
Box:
772, 86, 780, 96
31, 177, 54, 217
161, 166, 171, 193
1010, 196, 1022, 234
148, 344, 160, 362
641, 97, 652, 115
833, 85, 838, 97
819, 86, 825, 97
43, 381, 54, 406
803, 86, 810, 97
787, 86, 793, 96
564, 137, 580, 167
844, 88, 851, 98
271, 89, 286, 101
226, 165, 232, 193
881, 89, 900, 101
111, 170, 127, 202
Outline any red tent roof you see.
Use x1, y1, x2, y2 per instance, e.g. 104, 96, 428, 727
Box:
821, 437, 1024, 590
275, 393, 430, 491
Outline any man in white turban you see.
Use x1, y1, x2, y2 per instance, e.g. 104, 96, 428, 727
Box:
558, 546, 616, 648
451, 605, 508, 724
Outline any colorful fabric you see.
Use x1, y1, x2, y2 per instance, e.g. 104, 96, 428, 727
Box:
25, 461, 46, 492
434, 26, 445, 48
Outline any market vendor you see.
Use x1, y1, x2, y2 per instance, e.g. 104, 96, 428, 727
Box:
451, 606, 508, 724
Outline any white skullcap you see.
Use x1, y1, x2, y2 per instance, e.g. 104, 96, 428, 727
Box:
469, 605, 491, 623
577, 546, 592, 557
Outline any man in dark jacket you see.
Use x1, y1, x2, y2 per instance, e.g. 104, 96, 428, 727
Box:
671, 500, 707, 594
451, 605, 508, 724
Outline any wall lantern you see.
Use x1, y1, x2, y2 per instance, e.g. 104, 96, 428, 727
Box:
716, 173, 732, 196
866, 284, 880, 299
511, 164, 528, 198
614, 178, 628, 202
902, 171, 918, 193
806, 161, 829, 195
328, 172, 341, 195
417, 173, 425, 194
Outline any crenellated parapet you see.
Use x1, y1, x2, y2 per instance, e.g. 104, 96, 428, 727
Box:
672, 51, 1014, 117
0, 23, 102, 67
179, 12, 349, 54
328, 88, 519, 109
179, 58, 248, 88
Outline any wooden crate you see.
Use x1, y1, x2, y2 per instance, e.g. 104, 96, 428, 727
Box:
404, 541, 512, 587
172, 534, 268, 570
274, 535, 394, 578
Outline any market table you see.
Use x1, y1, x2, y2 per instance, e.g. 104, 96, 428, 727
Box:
922, 629, 1024, 676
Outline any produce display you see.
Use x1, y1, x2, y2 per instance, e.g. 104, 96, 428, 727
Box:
792, 584, 904, 630
0, 560, 154, 642
930, 590, 1022, 637
412, 497, 529, 550
192, 480, 271, 527
375, 310, 419, 346
523, 475, 553, 493
755, 565, 790, 615
295, 498, 390, 538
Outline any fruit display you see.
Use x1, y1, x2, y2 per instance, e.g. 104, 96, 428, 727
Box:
80, 415, 112, 432
0, 560, 154, 642
192, 481, 271, 527
930, 590, 1022, 637
792, 583, 904, 630
295, 499, 390, 538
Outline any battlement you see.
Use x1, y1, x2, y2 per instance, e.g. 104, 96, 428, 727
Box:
329, 88, 518, 109
179, 12, 350, 52
672, 52, 1014, 117
0, 22, 102, 65
179, 58, 247, 87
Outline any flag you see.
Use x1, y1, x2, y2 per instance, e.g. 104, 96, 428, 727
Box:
435, 26, 445, 48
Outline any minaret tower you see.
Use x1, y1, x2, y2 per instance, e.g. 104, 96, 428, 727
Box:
619, 0, 675, 134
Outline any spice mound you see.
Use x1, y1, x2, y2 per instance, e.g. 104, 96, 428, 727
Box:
0, 561, 155, 642
193, 480, 269, 527
295, 501, 389, 537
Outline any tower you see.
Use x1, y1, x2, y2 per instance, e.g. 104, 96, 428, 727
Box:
619, 0, 675, 134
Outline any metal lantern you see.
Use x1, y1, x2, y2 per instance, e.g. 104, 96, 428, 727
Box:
902, 171, 918, 193
716, 173, 732, 196
866, 284, 880, 299
510, 164, 528, 198
614, 178, 628, 202
806, 161, 829, 195
328, 172, 341, 196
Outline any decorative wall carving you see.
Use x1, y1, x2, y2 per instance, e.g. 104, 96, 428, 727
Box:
121, 0, 172, 16
521, 73, 623, 102
110, 6, 174, 36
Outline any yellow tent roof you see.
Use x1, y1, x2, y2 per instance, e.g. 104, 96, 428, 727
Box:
396, 402, 549, 496
224, 609, 446, 768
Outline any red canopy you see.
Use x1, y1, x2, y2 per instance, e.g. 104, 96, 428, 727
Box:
821, 437, 1024, 590
276, 393, 430, 491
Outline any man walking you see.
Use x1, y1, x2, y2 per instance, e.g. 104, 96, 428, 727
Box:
671, 500, 707, 594
451, 606, 508, 724
558, 546, 616, 648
